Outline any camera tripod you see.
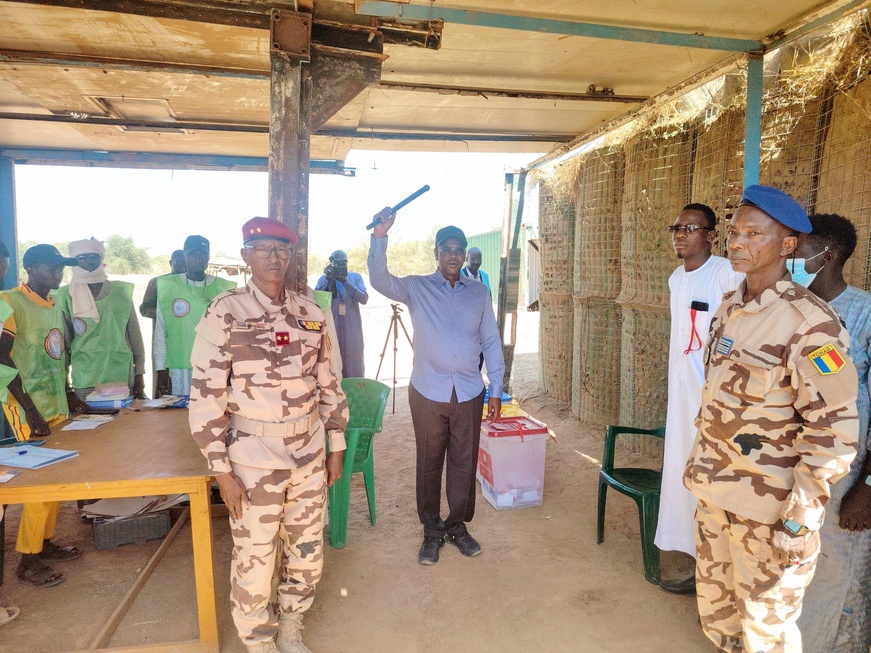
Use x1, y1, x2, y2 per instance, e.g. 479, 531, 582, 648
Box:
376, 303, 413, 414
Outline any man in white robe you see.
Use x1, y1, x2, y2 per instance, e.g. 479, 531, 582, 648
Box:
656, 203, 743, 594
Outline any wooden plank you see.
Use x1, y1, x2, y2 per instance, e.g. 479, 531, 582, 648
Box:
89, 509, 192, 650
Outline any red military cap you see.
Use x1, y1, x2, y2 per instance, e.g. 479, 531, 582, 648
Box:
242, 217, 299, 245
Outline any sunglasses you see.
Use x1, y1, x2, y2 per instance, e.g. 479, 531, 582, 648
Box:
667, 225, 712, 235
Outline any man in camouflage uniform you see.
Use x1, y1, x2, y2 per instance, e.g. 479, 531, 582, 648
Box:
189, 217, 348, 653
684, 185, 860, 653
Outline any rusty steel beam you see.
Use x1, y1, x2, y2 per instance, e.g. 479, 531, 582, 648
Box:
269, 54, 311, 292
0, 111, 572, 141
310, 52, 382, 132
0, 0, 440, 48
378, 80, 648, 104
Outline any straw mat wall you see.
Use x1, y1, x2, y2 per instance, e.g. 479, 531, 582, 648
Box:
571, 297, 621, 423
540, 292, 574, 406
574, 147, 625, 300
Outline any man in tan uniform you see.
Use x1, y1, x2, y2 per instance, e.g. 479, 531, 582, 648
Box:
684, 185, 859, 653
189, 217, 348, 653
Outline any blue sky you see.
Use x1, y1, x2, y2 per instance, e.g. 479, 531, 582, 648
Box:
14, 150, 542, 258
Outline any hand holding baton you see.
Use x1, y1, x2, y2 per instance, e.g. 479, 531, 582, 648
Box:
366, 184, 431, 230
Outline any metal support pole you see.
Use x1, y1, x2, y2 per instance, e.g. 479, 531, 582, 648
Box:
0, 158, 17, 289
743, 52, 764, 188
269, 55, 312, 292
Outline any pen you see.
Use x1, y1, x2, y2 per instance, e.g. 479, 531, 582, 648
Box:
16, 451, 26, 456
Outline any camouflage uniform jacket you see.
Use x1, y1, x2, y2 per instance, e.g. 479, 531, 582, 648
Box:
188, 280, 348, 475
684, 275, 859, 529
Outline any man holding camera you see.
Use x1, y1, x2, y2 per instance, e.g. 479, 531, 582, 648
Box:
315, 250, 368, 378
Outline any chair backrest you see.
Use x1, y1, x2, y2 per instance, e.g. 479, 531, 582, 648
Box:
601, 424, 666, 474
341, 378, 391, 432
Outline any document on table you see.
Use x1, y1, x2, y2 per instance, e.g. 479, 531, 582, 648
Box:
62, 414, 116, 431
0, 467, 20, 483
0, 445, 79, 469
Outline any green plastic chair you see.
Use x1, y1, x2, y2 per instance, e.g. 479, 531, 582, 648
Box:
596, 424, 665, 585
327, 378, 390, 548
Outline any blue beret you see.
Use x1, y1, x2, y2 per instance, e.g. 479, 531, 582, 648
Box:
739, 185, 811, 233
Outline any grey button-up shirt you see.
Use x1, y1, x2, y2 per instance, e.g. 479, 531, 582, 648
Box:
368, 235, 505, 403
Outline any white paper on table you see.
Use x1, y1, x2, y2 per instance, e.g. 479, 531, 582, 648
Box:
80, 496, 157, 518
143, 396, 181, 408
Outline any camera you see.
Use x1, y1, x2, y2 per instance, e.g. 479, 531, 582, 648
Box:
324, 259, 347, 282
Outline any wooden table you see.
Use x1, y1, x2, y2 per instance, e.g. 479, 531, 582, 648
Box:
0, 408, 218, 653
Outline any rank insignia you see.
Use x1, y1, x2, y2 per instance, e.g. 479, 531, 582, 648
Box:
808, 343, 846, 375
715, 336, 734, 356
298, 320, 323, 332
275, 331, 290, 346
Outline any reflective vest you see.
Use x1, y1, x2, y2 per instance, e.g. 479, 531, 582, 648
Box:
0, 300, 16, 403
157, 275, 235, 369
1, 286, 68, 420
53, 282, 135, 389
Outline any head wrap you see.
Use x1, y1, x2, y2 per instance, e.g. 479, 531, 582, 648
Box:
68, 238, 108, 322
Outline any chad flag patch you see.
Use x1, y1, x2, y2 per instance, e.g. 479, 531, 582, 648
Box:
298, 320, 323, 332
808, 343, 847, 375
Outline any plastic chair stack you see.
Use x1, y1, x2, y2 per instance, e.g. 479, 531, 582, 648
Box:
596, 424, 665, 584
327, 378, 390, 548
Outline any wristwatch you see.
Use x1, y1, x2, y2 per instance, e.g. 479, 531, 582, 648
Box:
782, 518, 809, 536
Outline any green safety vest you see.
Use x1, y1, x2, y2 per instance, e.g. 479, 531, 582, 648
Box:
0, 300, 17, 403
157, 275, 235, 369
53, 282, 135, 389
1, 287, 68, 420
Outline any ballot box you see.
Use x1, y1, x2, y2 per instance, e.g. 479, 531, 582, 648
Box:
477, 416, 549, 510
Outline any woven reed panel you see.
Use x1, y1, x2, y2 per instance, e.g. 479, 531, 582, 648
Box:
758, 98, 824, 211
618, 127, 693, 308
816, 77, 871, 291
574, 146, 625, 300
572, 296, 622, 424
539, 292, 574, 406
539, 179, 576, 295
691, 107, 746, 255
618, 304, 669, 455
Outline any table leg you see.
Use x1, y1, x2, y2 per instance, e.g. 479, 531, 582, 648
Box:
189, 479, 219, 652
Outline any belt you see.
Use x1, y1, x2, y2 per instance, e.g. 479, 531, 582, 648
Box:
230, 413, 317, 437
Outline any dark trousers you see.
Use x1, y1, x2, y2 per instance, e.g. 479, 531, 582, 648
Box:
408, 383, 485, 538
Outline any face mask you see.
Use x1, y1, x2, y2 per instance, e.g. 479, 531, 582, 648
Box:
790, 248, 828, 288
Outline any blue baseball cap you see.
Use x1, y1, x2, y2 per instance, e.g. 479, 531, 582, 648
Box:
739, 185, 811, 234
22, 244, 77, 268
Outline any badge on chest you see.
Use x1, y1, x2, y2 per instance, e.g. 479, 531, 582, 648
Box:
297, 320, 323, 332
275, 332, 290, 347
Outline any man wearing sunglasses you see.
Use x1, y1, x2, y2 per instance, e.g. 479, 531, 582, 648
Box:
189, 217, 348, 653
657, 204, 743, 595
154, 234, 235, 397
368, 208, 504, 565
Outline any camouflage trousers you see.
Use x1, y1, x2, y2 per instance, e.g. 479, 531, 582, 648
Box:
229, 453, 326, 645
696, 500, 818, 653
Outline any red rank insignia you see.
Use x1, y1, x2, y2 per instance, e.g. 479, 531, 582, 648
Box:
275, 331, 290, 347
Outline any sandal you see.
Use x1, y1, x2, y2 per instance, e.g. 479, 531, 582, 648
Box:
16, 558, 65, 588
38, 541, 81, 562
0, 606, 20, 626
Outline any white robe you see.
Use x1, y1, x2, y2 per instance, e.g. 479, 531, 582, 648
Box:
655, 255, 743, 556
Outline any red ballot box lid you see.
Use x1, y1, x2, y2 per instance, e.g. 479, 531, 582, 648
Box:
481, 416, 548, 438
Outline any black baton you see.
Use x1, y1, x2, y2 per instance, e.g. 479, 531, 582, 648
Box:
366, 184, 431, 229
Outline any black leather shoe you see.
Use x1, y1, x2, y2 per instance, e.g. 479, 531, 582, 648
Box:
418, 536, 444, 565
660, 574, 696, 595
446, 530, 482, 557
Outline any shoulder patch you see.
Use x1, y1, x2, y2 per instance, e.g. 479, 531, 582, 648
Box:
298, 320, 323, 332
723, 290, 736, 300
808, 343, 847, 375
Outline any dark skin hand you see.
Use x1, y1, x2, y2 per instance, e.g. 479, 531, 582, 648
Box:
216, 452, 344, 520
0, 331, 51, 436
65, 390, 90, 415
155, 369, 172, 397
839, 458, 871, 532
131, 374, 147, 400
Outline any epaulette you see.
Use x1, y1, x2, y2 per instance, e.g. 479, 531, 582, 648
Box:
782, 283, 841, 329
723, 289, 736, 300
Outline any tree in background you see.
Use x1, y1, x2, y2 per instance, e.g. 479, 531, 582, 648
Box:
104, 235, 152, 274
315, 228, 439, 278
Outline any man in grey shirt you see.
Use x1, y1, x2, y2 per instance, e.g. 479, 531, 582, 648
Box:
368, 207, 505, 565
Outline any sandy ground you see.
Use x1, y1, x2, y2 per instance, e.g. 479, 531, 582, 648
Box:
0, 277, 710, 653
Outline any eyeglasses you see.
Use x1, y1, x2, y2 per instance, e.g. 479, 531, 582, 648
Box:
437, 246, 466, 256
666, 225, 712, 235
75, 253, 102, 262
245, 245, 292, 259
